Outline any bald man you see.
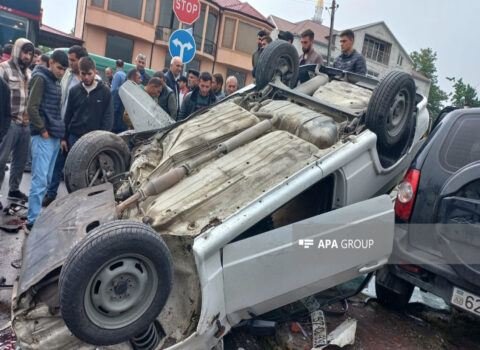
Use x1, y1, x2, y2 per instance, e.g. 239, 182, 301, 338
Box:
165, 56, 182, 110
226, 76, 238, 96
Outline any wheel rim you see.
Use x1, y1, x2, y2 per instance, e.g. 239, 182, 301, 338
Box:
274, 55, 295, 86
84, 254, 158, 329
85, 149, 125, 187
387, 88, 411, 138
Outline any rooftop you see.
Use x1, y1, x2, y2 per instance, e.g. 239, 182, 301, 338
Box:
269, 15, 337, 44
213, 0, 274, 28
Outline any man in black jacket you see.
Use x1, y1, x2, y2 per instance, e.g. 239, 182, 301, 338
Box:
165, 56, 182, 110
178, 71, 217, 121
63, 56, 113, 152
42, 57, 113, 205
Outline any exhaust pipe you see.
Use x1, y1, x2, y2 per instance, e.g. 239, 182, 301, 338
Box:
116, 115, 279, 214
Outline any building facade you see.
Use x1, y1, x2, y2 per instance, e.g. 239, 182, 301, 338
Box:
74, 0, 273, 87
269, 17, 431, 97
332, 22, 431, 97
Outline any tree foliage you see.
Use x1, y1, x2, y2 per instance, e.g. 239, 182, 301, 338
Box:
446, 77, 480, 108
410, 48, 448, 119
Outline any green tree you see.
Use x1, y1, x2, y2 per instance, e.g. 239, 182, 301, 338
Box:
446, 77, 480, 108
410, 48, 448, 119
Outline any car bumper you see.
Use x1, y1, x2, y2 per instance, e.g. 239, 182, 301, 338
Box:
389, 224, 480, 307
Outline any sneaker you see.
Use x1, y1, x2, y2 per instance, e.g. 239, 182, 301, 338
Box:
42, 195, 55, 207
8, 190, 28, 202
23, 221, 33, 235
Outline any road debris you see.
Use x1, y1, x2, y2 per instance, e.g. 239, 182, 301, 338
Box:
311, 310, 327, 348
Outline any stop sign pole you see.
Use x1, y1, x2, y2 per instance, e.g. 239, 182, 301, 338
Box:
173, 0, 201, 25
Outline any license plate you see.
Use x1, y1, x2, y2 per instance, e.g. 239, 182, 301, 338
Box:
451, 287, 480, 316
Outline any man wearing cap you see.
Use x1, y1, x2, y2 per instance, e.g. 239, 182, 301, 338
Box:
0, 38, 35, 206
188, 69, 199, 90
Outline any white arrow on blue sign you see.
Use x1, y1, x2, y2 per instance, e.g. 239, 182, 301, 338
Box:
168, 29, 196, 64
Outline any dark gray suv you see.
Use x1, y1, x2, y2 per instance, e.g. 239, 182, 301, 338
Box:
375, 107, 480, 317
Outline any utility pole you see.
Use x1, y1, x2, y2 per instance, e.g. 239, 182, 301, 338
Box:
326, 0, 338, 66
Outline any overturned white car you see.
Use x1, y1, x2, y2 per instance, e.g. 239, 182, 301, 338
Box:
12, 41, 429, 349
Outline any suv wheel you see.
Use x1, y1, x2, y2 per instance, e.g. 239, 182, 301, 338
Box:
375, 267, 414, 310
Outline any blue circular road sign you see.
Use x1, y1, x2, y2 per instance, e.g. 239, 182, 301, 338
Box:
168, 29, 196, 64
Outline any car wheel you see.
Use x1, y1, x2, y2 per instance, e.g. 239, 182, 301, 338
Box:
59, 221, 174, 346
375, 267, 414, 310
64, 131, 130, 193
255, 40, 299, 89
366, 71, 416, 160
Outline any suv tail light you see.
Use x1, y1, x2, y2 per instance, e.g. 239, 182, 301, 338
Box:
395, 169, 420, 221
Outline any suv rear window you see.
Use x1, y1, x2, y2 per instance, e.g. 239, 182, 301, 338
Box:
439, 114, 480, 173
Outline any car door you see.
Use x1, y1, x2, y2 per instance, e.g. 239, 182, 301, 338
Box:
222, 195, 394, 320
435, 161, 480, 288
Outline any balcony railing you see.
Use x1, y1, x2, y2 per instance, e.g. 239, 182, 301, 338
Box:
155, 26, 176, 42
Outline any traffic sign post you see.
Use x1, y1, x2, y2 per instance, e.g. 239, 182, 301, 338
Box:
173, 0, 200, 25
169, 29, 196, 64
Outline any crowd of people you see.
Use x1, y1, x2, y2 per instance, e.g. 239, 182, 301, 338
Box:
252, 28, 367, 76
0, 28, 366, 234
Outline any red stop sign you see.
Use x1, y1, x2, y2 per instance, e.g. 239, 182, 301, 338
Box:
173, 0, 201, 25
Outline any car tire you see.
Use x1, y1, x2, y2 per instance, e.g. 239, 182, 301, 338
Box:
255, 40, 299, 89
366, 71, 416, 159
64, 131, 130, 193
375, 267, 414, 310
59, 220, 174, 346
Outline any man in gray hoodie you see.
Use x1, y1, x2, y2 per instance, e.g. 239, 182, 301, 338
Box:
0, 38, 34, 208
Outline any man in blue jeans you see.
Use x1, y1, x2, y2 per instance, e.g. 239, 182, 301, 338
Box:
25, 50, 69, 232
42, 45, 87, 206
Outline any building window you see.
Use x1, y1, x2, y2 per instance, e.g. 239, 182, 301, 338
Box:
105, 34, 134, 64
235, 21, 261, 54
203, 12, 217, 55
108, 0, 142, 20
192, 8, 206, 52
222, 18, 235, 48
91, 0, 104, 7
157, 0, 179, 41
0, 10, 28, 45
145, 0, 155, 23
186, 59, 200, 73
366, 69, 379, 78
397, 54, 403, 66
227, 68, 246, 89
362, 35, 391, 65
164, 51, 172, 70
